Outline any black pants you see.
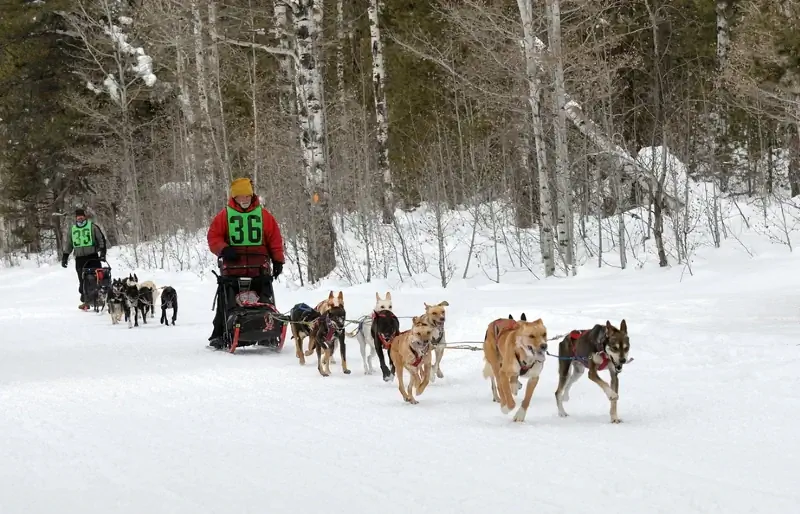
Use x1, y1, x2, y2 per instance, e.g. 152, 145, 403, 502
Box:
75, 254, 102, 303
210, 275, 274, 340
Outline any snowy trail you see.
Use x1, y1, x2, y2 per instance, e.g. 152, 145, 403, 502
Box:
2, 257, 800, 513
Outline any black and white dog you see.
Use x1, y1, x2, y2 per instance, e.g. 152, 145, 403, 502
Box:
122, 274, 157, 328
106, 278, 125, 325
347, 292, 400, 381
159, 286, 178, 326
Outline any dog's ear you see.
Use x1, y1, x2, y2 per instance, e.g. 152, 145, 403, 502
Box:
134, 273, 138, 282
338, 291, 344, 301
328, 291, 334, 300
386, 291, 391, 300
375, 292, 380, 301
605, 320, 614, 333
508, 314, 513, 319
620, 319, 627, 333
438, 300, 449, 307
521, 313, 527, 321
412, 315, 419, 324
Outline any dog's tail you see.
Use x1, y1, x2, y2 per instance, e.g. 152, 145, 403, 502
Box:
482, 360, 493, 379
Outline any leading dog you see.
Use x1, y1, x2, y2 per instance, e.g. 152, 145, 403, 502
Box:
482, 313, 548, 422
554, 320, 631, 424
389, 315, 435, 404
347, 292, 399, 380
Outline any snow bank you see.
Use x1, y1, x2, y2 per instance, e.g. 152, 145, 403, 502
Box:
6, 147, 800, 288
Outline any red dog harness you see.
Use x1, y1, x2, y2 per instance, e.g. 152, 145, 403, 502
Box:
569, 329, 609, 371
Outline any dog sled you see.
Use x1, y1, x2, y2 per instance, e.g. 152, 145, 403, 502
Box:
212, 259, 287, 353
81, 260, 112, 313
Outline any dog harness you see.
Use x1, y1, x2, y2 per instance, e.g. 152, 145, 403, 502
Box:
371, 310, 399, 349
569, 330, 609, 371
313, 316, 337, 348
410, 341, 430, 367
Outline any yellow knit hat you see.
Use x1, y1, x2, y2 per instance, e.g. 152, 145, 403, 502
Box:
230, 178, 254, 197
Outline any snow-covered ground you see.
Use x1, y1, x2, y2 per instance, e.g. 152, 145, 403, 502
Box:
2, 148, 800, 512
2, 236, 800, 513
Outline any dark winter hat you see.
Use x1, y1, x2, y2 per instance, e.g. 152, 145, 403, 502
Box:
75, 208, 86, 217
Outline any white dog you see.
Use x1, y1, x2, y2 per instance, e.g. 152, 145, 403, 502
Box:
347, 292, 398, 380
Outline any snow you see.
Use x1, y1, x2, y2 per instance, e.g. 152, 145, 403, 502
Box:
2, 148, 800, 512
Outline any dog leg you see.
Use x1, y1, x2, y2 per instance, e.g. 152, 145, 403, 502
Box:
609, 373, 621, 423
358, 332, 370, 375
405, 368, 418, 404
555, 358, 579, 417
374, 338, 392, 382
587, 367, 618, 401
295, 334, 306, 365
338, 334, 350, 374
561, 363, 583, 403
172, 298, 178, 325
513, 375, 541, 423
430, 344, 445, 382
314, 339, 329, 377
498, 370, 517, 414
483, 360, 500, 402
416, 356, 432, 396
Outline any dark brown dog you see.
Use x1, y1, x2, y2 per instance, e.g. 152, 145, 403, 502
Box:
554, 320, 631, 423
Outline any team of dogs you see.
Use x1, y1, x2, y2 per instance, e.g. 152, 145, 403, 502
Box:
90, 273, 179, 328
290, 291, 632, 423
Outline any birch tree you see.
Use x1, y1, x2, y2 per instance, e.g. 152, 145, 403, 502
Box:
517, 0, 556, 277
291, 0, 337, 282
368, 0, 395, 223
547, 0, 574, 275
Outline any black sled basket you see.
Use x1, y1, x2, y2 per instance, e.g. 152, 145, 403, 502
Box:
214, 262, 287, 353
81, 261, 112, 311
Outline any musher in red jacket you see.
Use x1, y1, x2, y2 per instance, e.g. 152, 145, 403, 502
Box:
207, 177, 285, 348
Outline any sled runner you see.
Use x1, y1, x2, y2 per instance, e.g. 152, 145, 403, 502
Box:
212, 260, 286, 353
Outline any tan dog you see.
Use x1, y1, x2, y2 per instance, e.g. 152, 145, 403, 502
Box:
421, 301, 449, 383
389, 315, 435, 404
482, 314, 548, 422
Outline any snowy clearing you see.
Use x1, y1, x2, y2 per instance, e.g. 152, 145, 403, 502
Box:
2, 238, 799, 513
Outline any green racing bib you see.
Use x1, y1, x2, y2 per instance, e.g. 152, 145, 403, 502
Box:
226, 206, 263, 246
71, 221, 94, 248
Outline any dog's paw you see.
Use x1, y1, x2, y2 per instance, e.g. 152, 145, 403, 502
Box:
606, 390, 619, 401
512, 408, 527, 422
407, 398, 419, 405
611, 417, 622, 424
500, 404, 512, 415
436, 369, 444, 379
343, 369, 351, 375
558, 411, 569, 418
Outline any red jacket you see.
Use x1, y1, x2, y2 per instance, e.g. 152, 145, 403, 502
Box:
207, 196, 285, 276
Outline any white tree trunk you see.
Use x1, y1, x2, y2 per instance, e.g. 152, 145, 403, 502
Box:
190, 1, 217, 193
274, 0, 296, 116
368, 0, 394, 223
547, 0, 574, 275
713, 0, 731, 190
517, 0, 555, 277
207, 0, 231, 184
291, 0, 337, 281
336, 0, 346, 107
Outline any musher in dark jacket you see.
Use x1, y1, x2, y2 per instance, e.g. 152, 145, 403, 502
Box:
61, 208, 108, 310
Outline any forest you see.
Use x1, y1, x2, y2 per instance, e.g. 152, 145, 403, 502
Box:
1, 0, 798, 284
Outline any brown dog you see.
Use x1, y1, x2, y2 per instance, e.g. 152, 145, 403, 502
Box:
389, 315, 435, 404
554, 320, 631, 423
421, 301, 448, 383
311, 291, 349, 373
482, 314, 548, 422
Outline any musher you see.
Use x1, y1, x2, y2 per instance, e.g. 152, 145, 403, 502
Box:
61, 207, 108, 310
206, 177, 285, 348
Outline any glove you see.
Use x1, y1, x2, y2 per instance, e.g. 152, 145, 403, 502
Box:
220, 246, 238, 261
61, 254, 68, 268
272, 260, 283, 279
